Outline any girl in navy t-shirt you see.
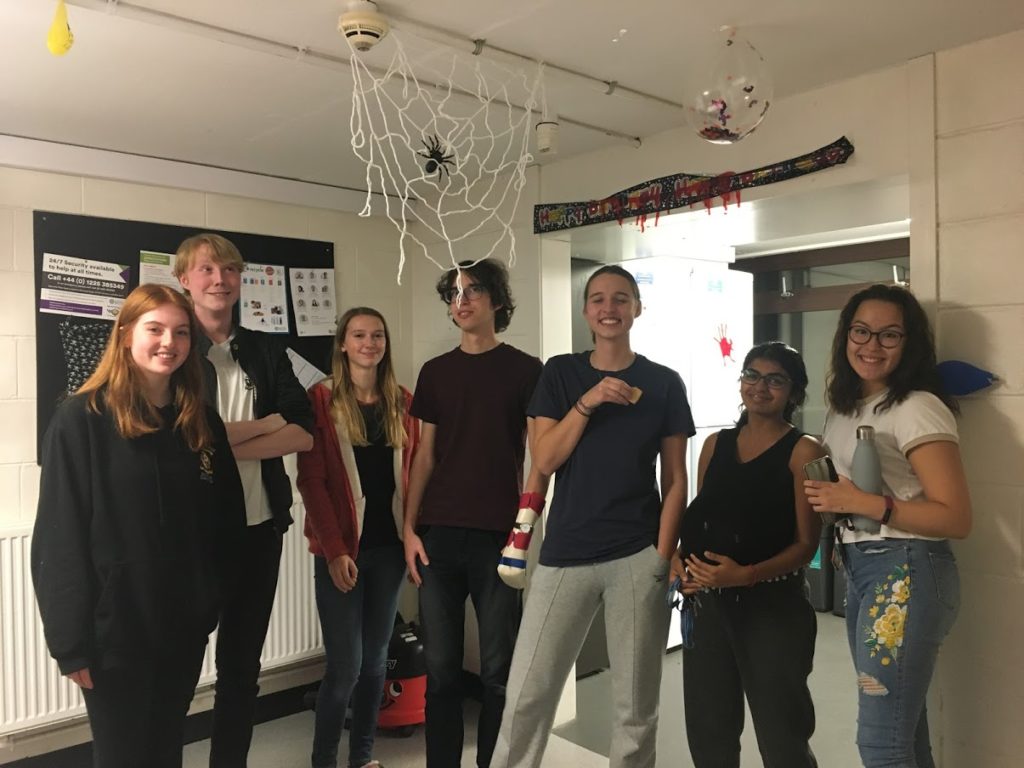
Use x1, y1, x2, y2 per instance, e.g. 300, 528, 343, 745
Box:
490, 265, 694, 768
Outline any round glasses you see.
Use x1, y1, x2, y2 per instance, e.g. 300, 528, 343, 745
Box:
847, 325, 904, 349
442, 283, 488, 304
739, 368, 791, 389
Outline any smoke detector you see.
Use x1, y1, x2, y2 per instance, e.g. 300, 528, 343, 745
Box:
535, 120, 560, 155
338, 1, 389, 52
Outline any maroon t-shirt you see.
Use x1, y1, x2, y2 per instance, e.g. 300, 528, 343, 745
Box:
411, 343, 542, 532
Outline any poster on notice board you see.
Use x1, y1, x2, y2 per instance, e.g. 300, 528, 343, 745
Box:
289, 267, 336, 336
38, 253, 130, 320
240, 262, 289, 333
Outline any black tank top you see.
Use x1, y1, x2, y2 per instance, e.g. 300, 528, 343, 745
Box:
679, 427, 802, 566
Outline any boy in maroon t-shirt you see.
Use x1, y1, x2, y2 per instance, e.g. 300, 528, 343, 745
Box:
404, 259, 547, 768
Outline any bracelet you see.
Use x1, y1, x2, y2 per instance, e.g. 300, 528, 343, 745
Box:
574, 398, 594, 417
881, 494, 894, 526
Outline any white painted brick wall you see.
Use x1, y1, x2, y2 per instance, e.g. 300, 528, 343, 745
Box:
0, 169, 410, 530
934, 26, 1024, 767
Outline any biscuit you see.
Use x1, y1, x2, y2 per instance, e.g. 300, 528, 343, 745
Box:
628, 386, 643, 404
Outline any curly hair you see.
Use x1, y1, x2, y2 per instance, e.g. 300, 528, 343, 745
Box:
435, 259, 516, 333
826, 284, 957, 416
736, 341, 809, 427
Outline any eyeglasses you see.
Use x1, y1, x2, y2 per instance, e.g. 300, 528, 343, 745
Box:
847, 325, 905, 349
739, 368, 791, 389
442, 283, 488, 304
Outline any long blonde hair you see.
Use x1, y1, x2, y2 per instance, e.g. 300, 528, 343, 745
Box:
78, 284, 213, 451
330, 307, 406, 448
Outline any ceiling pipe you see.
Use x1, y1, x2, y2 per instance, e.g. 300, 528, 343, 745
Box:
392, 14, 685, 111
64, 0, 644, 147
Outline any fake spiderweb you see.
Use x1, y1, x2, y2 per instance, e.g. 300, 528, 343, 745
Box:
349, 33, 542, 283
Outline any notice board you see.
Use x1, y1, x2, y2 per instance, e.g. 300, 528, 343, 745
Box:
33, 211, 335, 461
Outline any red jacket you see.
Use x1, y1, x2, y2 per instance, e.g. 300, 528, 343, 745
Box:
296, 382, 420, 562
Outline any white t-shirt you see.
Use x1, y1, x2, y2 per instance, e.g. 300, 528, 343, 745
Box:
207, 338, 272, 527
823, 389, 958, 543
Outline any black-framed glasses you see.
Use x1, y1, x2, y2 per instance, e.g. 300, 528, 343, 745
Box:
739, 368, 791, 389
847, 325, 905, 349
442, 283, 488, 304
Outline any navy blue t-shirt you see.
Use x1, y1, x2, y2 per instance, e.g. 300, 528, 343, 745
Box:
529, 352, 695, 566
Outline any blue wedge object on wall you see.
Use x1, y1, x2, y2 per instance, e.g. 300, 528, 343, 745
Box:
938, 360, 998, 396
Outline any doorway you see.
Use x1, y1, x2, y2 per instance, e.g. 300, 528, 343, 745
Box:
734, 238, 909, 435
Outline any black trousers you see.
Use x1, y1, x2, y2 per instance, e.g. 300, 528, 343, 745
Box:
683, 576, 818, 768
82, 637, 208, 768
418, 526, 522, 768
209, 520, 283, 768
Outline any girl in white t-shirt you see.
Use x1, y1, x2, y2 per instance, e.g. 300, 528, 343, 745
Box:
804, 284, 971, 768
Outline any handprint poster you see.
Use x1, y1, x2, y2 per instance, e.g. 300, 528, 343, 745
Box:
622, 258, 751, 428
686, 267, 753, 427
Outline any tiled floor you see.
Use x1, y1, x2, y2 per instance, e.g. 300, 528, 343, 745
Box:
182, 698, 606, 768
184, 613, 859, 767
554, 612, 861, 767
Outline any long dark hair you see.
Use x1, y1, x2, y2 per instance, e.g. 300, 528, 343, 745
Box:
826, 284, 957, 416
435, 259, 516, 333
736, 341, 809, 427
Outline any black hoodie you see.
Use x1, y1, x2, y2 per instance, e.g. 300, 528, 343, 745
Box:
31, 393, 245, 674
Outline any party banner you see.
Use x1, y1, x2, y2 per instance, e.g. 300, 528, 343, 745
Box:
533, 136, 855, 234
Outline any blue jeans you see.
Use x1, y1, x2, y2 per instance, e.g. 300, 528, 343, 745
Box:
418, 526, 522, 768
312, 544, 406, 768
842, 538, 960, 768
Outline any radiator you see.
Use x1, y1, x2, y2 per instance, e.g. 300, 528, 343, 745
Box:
0, 507, 324, 737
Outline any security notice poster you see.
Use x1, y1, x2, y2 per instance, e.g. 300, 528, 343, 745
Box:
289, 267, 336, 336
240, 261, 289, 334
38, 253, 130, 320
139, 250, 183, 292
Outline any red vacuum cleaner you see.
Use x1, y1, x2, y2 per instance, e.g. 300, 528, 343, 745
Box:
305, 619, 427, 738
377, 621, 426, 737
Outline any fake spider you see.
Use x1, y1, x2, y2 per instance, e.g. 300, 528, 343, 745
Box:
417, 135, 455, 181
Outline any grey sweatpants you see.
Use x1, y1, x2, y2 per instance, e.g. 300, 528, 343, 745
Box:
489, 545, 672, 768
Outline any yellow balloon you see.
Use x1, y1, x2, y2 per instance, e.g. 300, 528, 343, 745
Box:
47, 0, 74, 56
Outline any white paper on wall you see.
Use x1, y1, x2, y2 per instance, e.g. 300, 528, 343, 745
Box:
289, 267, 336, 337
240, 262, 289, 334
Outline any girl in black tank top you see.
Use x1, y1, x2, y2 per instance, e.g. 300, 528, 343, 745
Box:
680, 426, 803, 567
671, 342, 825, 768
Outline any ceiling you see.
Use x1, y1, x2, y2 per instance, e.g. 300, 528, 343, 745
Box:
3, 0, 1024, 195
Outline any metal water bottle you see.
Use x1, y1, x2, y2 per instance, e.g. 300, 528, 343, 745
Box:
850, 426, 882, 534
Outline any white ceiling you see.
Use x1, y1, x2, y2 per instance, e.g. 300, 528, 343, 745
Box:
3, 0, 1024, 194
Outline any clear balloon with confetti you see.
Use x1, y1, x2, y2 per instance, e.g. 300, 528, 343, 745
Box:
687, 28, 773, 144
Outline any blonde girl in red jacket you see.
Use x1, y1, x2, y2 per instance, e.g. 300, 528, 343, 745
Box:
297, 306, 420, 768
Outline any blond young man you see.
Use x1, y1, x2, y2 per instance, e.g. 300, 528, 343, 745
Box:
175, 234, 313, 768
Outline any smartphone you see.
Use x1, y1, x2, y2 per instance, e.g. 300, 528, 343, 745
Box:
803, 455, 839, 483
804, 455, 845, 527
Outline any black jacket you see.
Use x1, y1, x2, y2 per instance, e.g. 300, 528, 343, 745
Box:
198, 327, 314, 533
31, 394, 246, 675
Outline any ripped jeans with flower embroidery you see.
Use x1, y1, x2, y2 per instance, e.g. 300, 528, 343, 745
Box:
841, 538, 960, 768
